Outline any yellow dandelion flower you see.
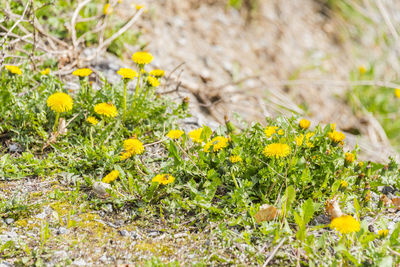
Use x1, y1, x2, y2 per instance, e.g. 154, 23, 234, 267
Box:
132, 51, 153, 65
86, 116, 99, 125
117, 68, 137, 79
47, 92, 73, 113
305, 132, 315, 148
340, 180, 348, 188
365, 190, 371, 202
149, 69, 165, 77
358, 65, 367, 74
5, 65, 22, 75
378, 229, 389, 238
395, 88, 400, 99
103, 3, 112, 15
102, 170, 119, 183
229, 155, 242, 163
94, 103, 118, 117
204, 136, 229, 152
278, 129, 284, 135
299, 119, 311, 129
264, 126, 278, 138
295, 134, 304, 146
120, 152, 132, 161
262, 143, 290, 158
136, 4, 146, 11
152, 174, 175, 185
167, 129, 184, 140
40, 68, 50, 75
188, 128, 203, 143
330, 123, 336, 131
329, 130, 346, 143
72, 68, 92, 77
147, 76, 160, 87
345, 152, 355, 163
123, 138, 144, 157
330, 215, 360, 234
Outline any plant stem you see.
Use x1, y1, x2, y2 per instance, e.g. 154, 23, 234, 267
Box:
53, 112, 60, 132
123, 80, 128, 122
89, 127, 94, 147
134, 69, 142, 104
232, 173, 240, 189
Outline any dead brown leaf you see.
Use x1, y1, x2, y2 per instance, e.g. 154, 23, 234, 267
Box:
254, 204, 279, 223
392, 197, 400, 209
325, 197, 343, 219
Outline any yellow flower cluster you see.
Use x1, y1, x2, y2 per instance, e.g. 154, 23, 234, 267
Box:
229, 155, 242, 163
103, 3, 112, 15
152, 174, 175, 185
47, 92, 73, 113
72, 68, 92, 77
395, 88, 400, 99
328, 130, 346, 143
121, 138, 144, 160
345, 152, 355, 163
5, 65, 22, 75
94, 103, 118, 117
299, 119, 311, 129
264, 126, 278, 138
305, 132, 314, 148
102, 170, 119, 183
149, 69, 165, 77
330, 215, 360, 234
188, 128, 203, 143
340, 180, 348, 188
41, 68, 50, 75
204, 136, 229, 152
378, 229, 389, 237
167, 129, 184, 140
117, 68, 137, 79
86, 116, 99, 125
147, 76, 160, 87
132, 51, 153, 65
263, 143, 290, 158
359, 65, 367, 74
295, 134, 304, 146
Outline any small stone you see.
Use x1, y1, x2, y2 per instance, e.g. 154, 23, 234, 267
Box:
8, 143, 20, 153
56, 227, 68, 235
130, 231, 140, 239
103, 204, 113, 213
119, 230, 129, 237
73, 259, 86, 266
93, 182, 111, 199
174, 232, 188, 238
53, 250, 68, 259
148, 231, 159, 237
99, 255, 108, 263
5, 218, 14, 225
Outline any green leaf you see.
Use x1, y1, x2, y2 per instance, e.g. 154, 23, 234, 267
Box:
354, 198, 361, 218
390, 222, 400, 246
168, 140, 181, 164
302, 198, 315, 225
283, 185, 296, 217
